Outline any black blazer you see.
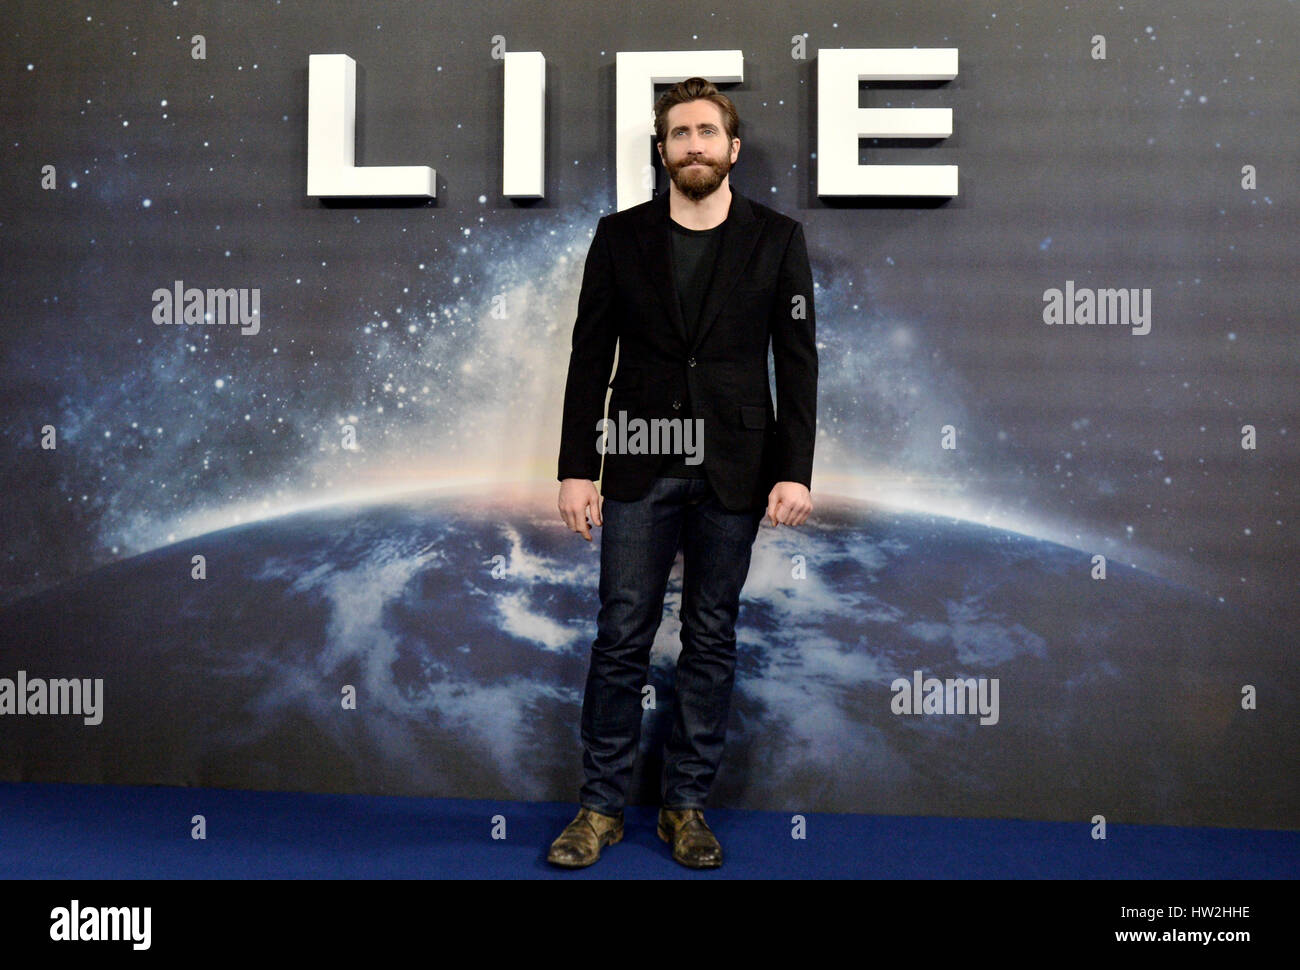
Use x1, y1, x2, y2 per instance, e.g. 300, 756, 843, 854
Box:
557, 187, 817, 513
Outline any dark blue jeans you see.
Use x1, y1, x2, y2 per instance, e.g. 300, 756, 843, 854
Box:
578, 475, 764, 815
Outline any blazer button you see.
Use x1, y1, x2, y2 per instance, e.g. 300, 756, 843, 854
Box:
687, 357, 697, 367
672, 400, 682, 410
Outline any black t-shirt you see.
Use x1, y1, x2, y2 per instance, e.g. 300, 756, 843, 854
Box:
660, 217, 724, 479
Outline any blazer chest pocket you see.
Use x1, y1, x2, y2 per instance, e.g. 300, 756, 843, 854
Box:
739, 405, 767, 429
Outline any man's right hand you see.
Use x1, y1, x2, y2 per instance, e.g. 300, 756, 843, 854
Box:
558, 478, 603, 541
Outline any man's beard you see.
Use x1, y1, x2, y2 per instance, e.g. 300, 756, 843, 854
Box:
666, 153, 732, 201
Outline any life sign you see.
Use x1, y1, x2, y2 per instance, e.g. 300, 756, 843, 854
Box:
306, 48, 959, 211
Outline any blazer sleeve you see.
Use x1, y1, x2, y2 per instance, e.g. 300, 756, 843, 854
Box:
769, 221, 818, 489
557, 215, 619, 482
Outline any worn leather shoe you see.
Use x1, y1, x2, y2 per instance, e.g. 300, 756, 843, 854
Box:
546, 806, 624, 868
657, 808, 723, 869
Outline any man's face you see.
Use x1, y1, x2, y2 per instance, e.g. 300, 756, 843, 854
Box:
658, 100, 739, 202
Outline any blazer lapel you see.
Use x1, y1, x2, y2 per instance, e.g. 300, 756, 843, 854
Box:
633, 187, 762, 353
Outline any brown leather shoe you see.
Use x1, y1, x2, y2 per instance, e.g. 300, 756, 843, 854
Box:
657, 808, 723, 869
546, 806, 624, 868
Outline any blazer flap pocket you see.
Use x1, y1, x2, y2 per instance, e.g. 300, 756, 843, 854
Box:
739, 405, 767, 429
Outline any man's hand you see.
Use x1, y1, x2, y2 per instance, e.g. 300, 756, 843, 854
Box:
766, 481, 812, 527
559, 478, 603, 541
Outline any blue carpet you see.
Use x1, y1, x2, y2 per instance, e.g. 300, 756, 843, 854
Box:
1, 782, 1295, 878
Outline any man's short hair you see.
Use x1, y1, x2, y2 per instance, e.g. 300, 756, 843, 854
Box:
653, 77, 740, 147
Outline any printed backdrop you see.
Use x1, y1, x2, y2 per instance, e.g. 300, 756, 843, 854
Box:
0, 0, 1295, 828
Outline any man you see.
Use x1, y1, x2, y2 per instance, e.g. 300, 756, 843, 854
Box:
550, 77, 817, 869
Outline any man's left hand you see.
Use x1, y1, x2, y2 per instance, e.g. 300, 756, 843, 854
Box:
766, 482, 812, 527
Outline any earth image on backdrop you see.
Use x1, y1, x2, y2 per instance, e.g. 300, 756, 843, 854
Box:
0, 484, 1292, 830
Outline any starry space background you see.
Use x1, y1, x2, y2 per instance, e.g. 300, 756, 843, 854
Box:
1, 0, 1296, 634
